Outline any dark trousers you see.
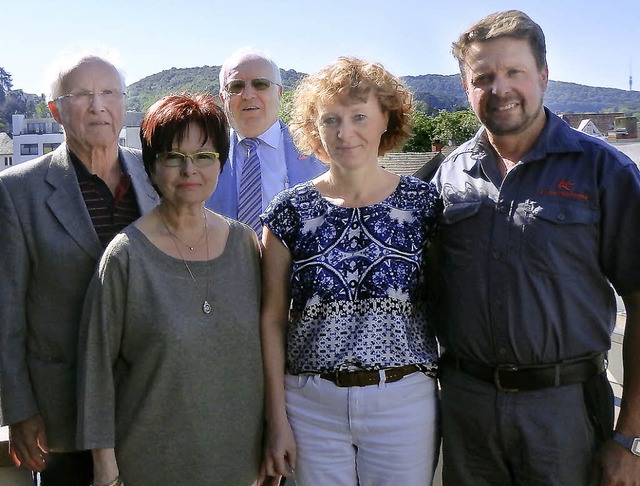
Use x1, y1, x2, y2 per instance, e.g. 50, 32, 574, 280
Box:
36, 450, 93, 486
439, 366, 613, 486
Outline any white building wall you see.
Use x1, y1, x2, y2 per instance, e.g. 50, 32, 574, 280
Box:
0, 133, 13, 173
12, 114, 63, 165
13, 132, 64, 164
1, 156, 12, 172
120, 126, 141, 149
11, 113, 143, 166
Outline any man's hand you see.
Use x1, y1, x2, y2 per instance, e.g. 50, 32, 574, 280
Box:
591, 439, 640, 486
9, 415, 48, 472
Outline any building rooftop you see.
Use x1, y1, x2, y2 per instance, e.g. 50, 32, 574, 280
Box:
0, 133, 13, 155
380, 146, 456, 180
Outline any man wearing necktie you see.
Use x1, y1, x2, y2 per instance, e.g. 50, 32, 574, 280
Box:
206, 48, 327, 239
237, 137, 262, 234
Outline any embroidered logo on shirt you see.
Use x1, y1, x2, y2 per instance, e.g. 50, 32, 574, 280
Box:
556, 179, 574, 191
539, 179, 588, 200
442, 181, 483, 205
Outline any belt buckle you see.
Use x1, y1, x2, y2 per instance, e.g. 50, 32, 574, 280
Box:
334, 369, 346, 387
494, 364, 520, 393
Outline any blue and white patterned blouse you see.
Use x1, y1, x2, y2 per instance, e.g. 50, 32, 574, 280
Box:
262, 175, 440, 376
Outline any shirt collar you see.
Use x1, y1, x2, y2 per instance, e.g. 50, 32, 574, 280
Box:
68, 146, 128, 178
470, 108, 584, 164
236, 120, 281, 149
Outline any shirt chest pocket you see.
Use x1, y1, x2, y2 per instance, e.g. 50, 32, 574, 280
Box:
520, 202, 599, 277
439, 201, 484, 267
441, 201, 483, 225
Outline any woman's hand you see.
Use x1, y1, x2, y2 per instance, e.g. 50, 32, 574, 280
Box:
91, 448, 120, 486
262, 419, 297, 478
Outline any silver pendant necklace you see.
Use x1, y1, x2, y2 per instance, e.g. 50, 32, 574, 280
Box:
163, 217, 206, 251
160, 208, 212, 314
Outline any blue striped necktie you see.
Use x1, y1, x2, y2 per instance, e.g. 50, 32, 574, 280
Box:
238, 138, 263, 236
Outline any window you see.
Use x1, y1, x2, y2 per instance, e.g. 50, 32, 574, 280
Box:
4, 156, 12, 167
26, 123, 47, 134
43, 143, 60, 154
20, 144, 39, 156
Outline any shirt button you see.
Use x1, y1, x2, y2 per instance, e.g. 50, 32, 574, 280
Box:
557, 213, 566, 221
491, 251, 501, 260
498, 348, 507, 355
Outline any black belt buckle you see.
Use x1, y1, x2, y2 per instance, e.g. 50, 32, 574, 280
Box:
494, 364, 520, 393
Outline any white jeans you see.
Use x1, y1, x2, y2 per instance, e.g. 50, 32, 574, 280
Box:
284, 371, 439, 486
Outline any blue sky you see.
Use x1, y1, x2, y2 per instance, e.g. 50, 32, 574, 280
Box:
3, 0, 639, 97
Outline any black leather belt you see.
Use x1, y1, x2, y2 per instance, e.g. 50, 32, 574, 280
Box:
319, 364, 422, 387
441, 353, 606, 392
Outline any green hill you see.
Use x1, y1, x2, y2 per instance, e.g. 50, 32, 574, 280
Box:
125, 66, 640, 116
125, 66, 222, 113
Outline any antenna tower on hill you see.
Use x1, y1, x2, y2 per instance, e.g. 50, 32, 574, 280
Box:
630, 58, 633, 91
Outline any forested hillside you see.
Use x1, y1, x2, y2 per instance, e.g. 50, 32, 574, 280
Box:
125, 66, 640, 117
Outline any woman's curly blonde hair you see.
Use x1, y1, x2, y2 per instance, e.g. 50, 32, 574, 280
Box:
289, 57, 414, 163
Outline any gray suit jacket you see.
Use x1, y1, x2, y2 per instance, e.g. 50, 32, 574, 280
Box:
0, 143, 159, 451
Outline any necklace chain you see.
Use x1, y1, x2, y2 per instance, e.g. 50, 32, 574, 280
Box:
161, 214, 207, 251
160, 208, 212, 314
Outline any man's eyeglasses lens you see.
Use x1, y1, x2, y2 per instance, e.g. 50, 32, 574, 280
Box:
55, 89, 126, 105
224, 78, 279, 95
158, 151, 220, 168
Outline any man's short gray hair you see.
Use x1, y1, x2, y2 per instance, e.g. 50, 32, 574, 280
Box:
48, 53, 126, 101
218, 47, 281, 93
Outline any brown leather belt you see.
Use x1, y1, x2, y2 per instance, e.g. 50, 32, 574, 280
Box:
441, 353, 606, 393
319, 364, 423, 387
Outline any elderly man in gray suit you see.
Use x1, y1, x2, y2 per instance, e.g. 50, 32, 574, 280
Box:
0, 55, 158, 486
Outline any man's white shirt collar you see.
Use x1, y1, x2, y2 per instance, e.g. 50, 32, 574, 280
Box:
237, 120, 281, 149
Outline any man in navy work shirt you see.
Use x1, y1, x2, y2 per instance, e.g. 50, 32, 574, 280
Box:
430, 10, 640, 485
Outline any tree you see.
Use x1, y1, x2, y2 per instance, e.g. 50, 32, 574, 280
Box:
403, 108, 480, 152
0, 67, 12, 99
279, 90, 294, 126
0, 68, 12, 90
403, 110, 437, 152
432, 109, 480, 145
34, 95, 51, 118
0, 68, 16, 131
0, 90, 28, 133
24, 93, 50, 118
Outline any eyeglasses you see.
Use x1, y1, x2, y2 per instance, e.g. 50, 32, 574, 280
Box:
223, 78, 281, 95
54, 89, 126, 106
156, 151, 220, 168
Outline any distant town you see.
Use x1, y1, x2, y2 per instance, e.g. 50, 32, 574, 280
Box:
2, 109, 638, 178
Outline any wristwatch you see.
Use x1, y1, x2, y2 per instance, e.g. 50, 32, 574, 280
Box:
612, 432, 640, 457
